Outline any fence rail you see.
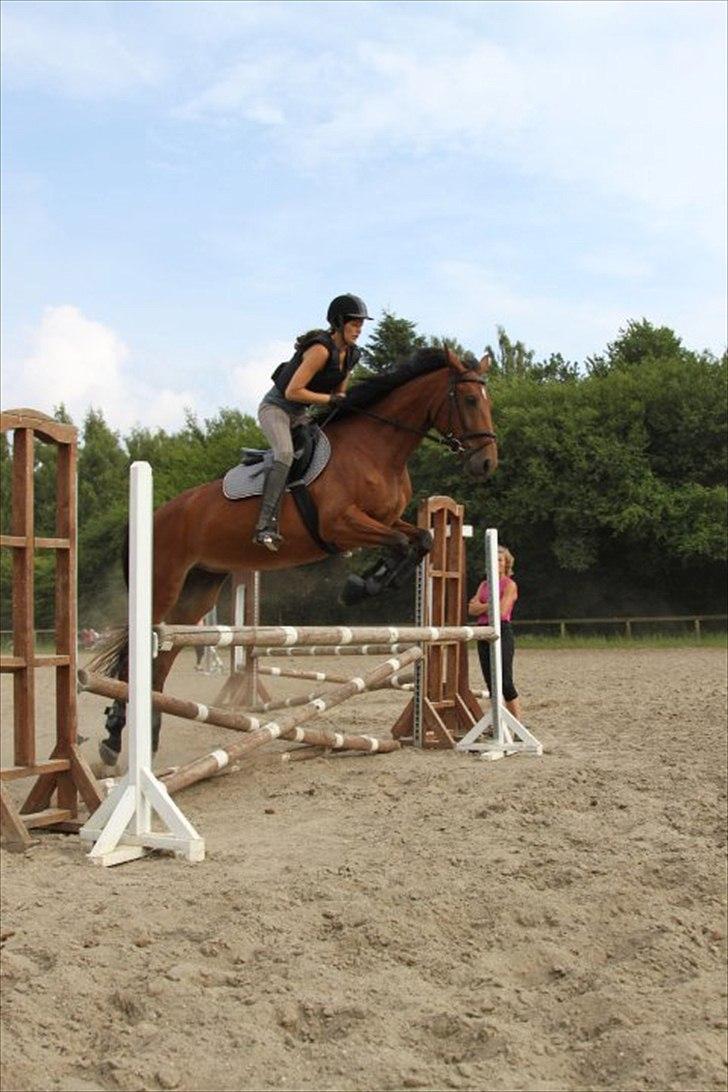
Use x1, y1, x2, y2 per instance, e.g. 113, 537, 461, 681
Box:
511, 614, 727, 639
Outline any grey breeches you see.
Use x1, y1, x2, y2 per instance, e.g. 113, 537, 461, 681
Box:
257, 403, 308, 468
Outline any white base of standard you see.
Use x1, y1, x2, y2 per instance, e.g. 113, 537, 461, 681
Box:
455, 705, 543, 761
79, 766, 205, 866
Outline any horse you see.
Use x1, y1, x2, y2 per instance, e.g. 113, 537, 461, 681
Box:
94, 346, 497, 764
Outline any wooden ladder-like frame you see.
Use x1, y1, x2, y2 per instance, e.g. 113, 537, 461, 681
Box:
392, 495, 484, 748
1, 409, 102, 850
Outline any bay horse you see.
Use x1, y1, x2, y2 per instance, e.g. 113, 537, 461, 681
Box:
94, 346, 497, 764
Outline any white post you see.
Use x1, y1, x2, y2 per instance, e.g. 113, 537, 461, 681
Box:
233, 580, 246, 674
80, 462, 205, 866
485, 529, 505, 746
201, 607, 223, 674
412, 555, 427, 747
455, 528, 542, 760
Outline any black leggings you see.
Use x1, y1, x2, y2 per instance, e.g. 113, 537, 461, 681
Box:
477, 621, 518, 701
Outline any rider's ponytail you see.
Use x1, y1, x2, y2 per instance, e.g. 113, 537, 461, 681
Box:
294, 329, 329, 353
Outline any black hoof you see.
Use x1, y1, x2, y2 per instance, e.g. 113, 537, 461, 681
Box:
98, 739, 121, 766
342, 575, 367, 605
341, 574, 383, 606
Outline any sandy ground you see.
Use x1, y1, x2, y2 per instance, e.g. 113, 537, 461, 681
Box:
1, 646, 726, 1092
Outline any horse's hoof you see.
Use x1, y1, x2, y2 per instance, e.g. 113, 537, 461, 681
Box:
90, 758, 118, 780
98, 739, 121, 766
341, 574, 367, 605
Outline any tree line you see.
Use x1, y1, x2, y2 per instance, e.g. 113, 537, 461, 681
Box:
1, 317, 725, 631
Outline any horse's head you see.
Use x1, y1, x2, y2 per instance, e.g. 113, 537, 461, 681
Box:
430, 349, 498, 479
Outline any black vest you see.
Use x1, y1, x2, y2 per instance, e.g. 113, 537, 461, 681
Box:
271, 333, 360, 396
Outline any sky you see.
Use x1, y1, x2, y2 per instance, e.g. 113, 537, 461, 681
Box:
1, 0, 726, 435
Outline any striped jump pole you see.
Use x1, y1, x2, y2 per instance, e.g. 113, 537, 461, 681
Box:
78, 670, 404, 757
246, 674, 416, 714
160, 645, 423, 795
156, 623, 494, 651
251, 643, 420, 658
256, 663, 373, 685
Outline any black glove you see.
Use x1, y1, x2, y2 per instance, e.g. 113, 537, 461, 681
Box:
329, 392, 347, 407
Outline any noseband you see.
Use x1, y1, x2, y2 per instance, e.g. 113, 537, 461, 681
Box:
435, 371, 497, 457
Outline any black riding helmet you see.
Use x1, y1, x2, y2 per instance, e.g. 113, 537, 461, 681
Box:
326, 294, 372, 330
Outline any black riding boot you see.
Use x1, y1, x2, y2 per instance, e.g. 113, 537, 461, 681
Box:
252, 460, 289, 552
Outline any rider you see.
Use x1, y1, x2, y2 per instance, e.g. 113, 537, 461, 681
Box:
253, 293, 372, 551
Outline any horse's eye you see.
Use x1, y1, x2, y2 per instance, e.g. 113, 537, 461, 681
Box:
465, 395, 478, 407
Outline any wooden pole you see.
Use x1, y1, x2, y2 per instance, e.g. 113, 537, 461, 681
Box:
157, 623, 494, 650
252, 643, 419, 658
159, 646, 422, 795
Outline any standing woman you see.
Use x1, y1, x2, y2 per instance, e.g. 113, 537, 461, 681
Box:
253, 293, 372, 551
468, 543, 526, 723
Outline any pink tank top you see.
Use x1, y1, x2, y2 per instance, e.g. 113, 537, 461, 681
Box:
476, 576, 516, 624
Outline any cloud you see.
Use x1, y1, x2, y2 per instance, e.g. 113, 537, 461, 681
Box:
228, 339, 292, 415
1, 305, 198, 433
1, 3, 165, 97
173, 3, 724, 249
423, 260, 647, 362
425, 258, 726, 361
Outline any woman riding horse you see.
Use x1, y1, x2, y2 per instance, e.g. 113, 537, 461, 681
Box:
254, 294, 371, 551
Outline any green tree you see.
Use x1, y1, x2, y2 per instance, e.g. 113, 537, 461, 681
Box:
76, 410, 129, 627
485, 326, 535, 378
361, 311, 426, 373
585, 318, 686, 376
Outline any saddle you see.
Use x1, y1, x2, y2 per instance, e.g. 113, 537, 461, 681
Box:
222, 424, 330, 500
222, 424, 338, 555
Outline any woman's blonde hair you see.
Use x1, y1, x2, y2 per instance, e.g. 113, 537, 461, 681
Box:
499, 545, 515, 576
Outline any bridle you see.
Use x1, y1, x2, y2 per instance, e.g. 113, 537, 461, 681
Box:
325, 367, 497, 460
434, 369, 497, 457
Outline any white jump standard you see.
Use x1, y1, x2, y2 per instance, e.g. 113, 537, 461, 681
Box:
80, 463, 205, 866
456, 528, 543, 760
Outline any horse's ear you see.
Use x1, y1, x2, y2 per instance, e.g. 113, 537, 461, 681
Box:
478, 352, 492, 374
445, 347, 466, 372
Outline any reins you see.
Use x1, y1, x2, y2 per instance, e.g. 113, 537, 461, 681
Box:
322, 370, 497, 458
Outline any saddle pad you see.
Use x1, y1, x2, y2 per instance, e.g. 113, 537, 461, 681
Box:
222, 431, 331, 501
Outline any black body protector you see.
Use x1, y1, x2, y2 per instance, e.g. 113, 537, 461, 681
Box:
271, 331, 361, 397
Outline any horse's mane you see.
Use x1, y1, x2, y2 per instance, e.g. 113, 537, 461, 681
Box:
318, 347, 450, 421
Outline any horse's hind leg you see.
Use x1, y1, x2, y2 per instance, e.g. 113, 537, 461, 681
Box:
149, 568, 229, 754
98, 642, 130, 766
98, 564, 227, 764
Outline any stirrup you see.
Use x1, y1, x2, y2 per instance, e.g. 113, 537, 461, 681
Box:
253, 528, 284, 552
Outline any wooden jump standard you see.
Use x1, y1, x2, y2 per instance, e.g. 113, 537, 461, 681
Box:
0, 409, 102, 851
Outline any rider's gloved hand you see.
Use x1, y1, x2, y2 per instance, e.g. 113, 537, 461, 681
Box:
329, 392, 347, 408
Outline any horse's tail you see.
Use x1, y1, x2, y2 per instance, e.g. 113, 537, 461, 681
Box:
85, 526, 130, 679
86, 626, 129, 679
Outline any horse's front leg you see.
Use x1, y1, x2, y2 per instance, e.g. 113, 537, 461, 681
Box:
333, 506, 428, 606
327, 504, 409, 551
390, 517, 434, 562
